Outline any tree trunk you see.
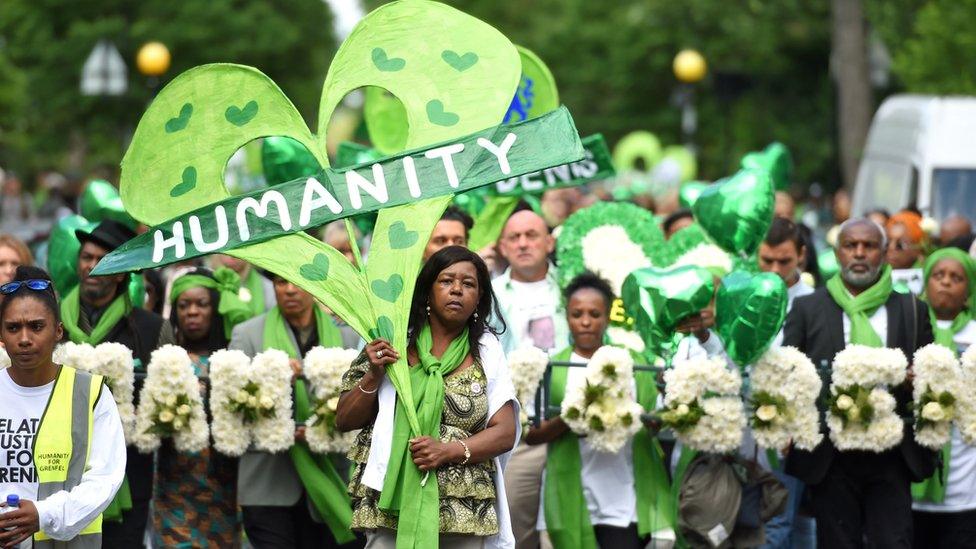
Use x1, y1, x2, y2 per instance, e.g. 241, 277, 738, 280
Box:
831, 0, 873, 191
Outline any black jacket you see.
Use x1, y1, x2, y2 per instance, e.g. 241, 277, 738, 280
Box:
781, 287, 937, 484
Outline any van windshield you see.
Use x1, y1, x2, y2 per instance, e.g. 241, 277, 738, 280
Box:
932, 169, 976, 222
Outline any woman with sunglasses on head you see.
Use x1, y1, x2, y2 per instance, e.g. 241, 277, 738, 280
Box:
151, 267, 252, 548
0, 266, 126, 549
336, 246, 520, 549
912, 249, 976, 548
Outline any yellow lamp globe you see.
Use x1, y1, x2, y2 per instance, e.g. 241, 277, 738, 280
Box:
673, 49, 707, 84
137, 42, 171, 77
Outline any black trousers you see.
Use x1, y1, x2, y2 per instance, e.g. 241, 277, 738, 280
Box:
810, 451, 913, 548
101, 498, 149, 548
913, 508, 976, 549
242, 495, 364, 549
594, 523, 645, 549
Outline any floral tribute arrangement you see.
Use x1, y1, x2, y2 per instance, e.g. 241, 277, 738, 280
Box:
911, 344, 966, 449
955, 345, 976, 444
132, 344, 209, 454
659, 355, 746, 453
560, 346, 644, 453
303, 346, 360, 454
210, 348, 295, 456
826, 345, 907, 452
59, 341, 138, 443
508, 345, 550, 425
749, 346, 823, 451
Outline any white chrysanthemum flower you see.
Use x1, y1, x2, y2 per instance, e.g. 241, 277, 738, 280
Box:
750, 346, 823, 451
671, 243, 733, 277
304, 347, 361, 454
508, 345, 549, 413
912, 344, 964, 449
581, 225, 652, 294
133, 344, 209, 454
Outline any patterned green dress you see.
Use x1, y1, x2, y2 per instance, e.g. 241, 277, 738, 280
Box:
342, 355, 499, 536
152, 356, 242, 548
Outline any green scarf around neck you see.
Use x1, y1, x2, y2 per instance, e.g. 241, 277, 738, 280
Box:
543, 346, 674, 548
913, 248, 976, 504
262, 305, 355, 544
60, 285, 131, 345
242, 268, 267, 318
826, 264, 893, 347
170, 268, 255, 339
378, 323, 470, 549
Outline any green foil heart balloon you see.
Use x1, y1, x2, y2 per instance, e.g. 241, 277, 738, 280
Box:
261, 136, 321, 186
715, 271, 787, 365
48, 215, 96, 294
678, 181, 709, 209
79, 180, 137, 229
692, 168, 774, 256
740, 142, 793, 191
622, 265, 715, 361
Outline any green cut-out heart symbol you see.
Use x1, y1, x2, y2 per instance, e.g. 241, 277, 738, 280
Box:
388, 221, 418, 249
426, 100, 459, 127
371, 274, 404, 303
372, 47, 406, 72
165, 103, 193, 133
170, 167, 197, 197
368, 316, 395, 340
225, 100, 259, 127
442, 50, 478, 71
299, 253, 330, 281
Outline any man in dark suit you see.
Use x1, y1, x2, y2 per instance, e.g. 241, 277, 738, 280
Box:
59, 220, 163, 548
783, 218, 936, 548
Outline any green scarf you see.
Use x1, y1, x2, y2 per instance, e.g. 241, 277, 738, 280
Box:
262, 306, 355, 544
544, 347, 674, 548
912, 248, 976, 504
378, 323, 470, 549
825, 264, 893, 347
60, 286, 131, 345
170, 268, 255, 338
243, 268, 268, 318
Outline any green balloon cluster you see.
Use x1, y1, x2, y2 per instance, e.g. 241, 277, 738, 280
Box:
715, 271, 787, 365
79, 180, 137, 230
740, 142, 793, 191
692, 168, 774, 257
622, 265, 715, 362
678, 181, 709, 209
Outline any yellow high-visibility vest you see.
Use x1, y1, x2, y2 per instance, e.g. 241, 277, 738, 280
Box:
32, 366, 104, 548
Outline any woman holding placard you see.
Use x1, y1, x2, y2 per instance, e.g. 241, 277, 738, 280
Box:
152, 267, 251, 548
336, 246, 519, 549
911, 248, 976, 548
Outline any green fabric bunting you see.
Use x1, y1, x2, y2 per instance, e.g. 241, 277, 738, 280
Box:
378, 323, 470, 549
262, 305, 354, 543
170, 267, 254, 338
60, 286, 131, 345
825, 264, 893, 347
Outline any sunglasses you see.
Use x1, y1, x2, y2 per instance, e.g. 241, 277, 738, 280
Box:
0, 279, 54, 295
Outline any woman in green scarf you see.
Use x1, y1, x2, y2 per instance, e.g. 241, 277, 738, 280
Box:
152, 267, 252, 548
336, 246, 519, 548
526, 272, 662, 549
911, 247, 976, 547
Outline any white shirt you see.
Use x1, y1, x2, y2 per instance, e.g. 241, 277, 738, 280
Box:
491, 265, 569, 355
361, 333, 520, 549
771, 279, 815, 349
914, 320, 976, 513
0, 368, 126, 544
891, 268, 924, 295
537, 352, 638, 529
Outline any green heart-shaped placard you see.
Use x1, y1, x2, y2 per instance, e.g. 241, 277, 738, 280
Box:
372, 47, 406, 72
225, 100, 259, 126
299, 253, 330, 281
715, 271, 787, 365
371, 274, 404, 303
426, 100, 459, 126
442, 50, 478, 71
388, 221, 419, 249
692, 168, 774, 256
169, 167, 197, 197
165, 103, 193, 133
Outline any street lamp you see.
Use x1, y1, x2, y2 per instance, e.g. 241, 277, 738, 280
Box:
672, 49, 707, 151
136, 42, 171, 98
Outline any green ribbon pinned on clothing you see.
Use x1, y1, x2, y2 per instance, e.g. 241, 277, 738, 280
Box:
263, 305, 355, 543
60, 286, 131, 345
170, 267, 255, 338
825, 264, 893, 347
544, 347, 674, 548
378, 324, 470, 549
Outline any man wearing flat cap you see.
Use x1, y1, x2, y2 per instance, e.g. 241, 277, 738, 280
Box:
60, 219, 164, 548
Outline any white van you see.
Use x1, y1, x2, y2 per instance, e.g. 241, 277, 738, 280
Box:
852, 95, 976, 222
